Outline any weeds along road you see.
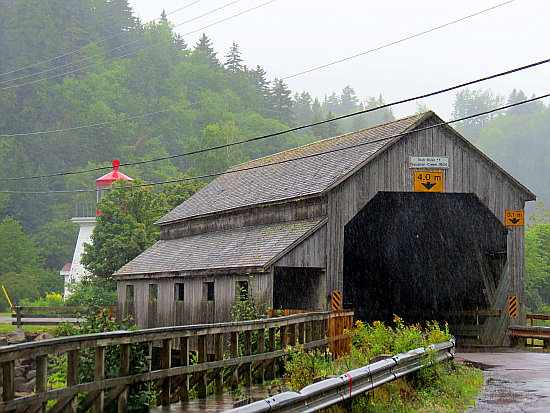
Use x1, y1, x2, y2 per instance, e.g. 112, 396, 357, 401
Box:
456, 350, 550, 412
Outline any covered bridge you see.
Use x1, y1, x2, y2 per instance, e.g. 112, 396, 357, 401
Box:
115, 111, 535, 345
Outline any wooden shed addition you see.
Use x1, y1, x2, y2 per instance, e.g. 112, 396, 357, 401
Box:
115, 111, 535, 345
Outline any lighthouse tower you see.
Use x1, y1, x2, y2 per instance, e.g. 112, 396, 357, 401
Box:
63, 161, 134, 296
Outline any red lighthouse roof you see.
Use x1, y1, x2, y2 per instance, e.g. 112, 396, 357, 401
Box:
96, 160, 134, 186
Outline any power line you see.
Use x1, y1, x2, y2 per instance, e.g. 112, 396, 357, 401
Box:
0, 0, 243, 86
0, 0, 274, 92
0, 59, 547, 180
0, 0, 526, 137
283, 0, 517, 80
0, 0, 204, 79
2, 93, 546, 194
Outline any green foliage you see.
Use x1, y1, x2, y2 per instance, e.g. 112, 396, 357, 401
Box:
64, 277, 117, 307
524, 203, 550, 311
21, 292, 65, 307
81, 180, 169, 280
0, 217, 63, 310
348, 315, 450, 362
230, 277, 267, 322
54, 309, 154, 411
283, 347, 335, 391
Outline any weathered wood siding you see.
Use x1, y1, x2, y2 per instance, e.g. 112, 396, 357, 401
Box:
274, 226, 326, 268
118, 273, 272, 328
160, 197, 327, 239
325, 120, 531, 344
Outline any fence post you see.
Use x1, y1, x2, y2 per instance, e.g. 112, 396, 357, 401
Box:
257, 328, 265, 382
66, 349, 79, 413
230, 332, 239, 390
160, 338, 172, 406
1, 360, 15, 402
243, 330, 252, 387
214, 333, 224, 395
268, 327, 276, 380
180, 337, 190, 402
94, 346, 105, 413
14, 307, 21, 328
35, 355, 48, 413
118, 344, 130, 413
197, 335, 207, 398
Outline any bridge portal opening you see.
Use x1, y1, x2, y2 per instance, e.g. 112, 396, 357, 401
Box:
343, 192, 507, 326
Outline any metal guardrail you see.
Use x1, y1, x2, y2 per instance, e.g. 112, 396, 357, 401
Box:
226, 338, 455, 412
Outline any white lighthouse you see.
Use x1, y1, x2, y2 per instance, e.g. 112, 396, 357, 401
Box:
63, 160, 134, 296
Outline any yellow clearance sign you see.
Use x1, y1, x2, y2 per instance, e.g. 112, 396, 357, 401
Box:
505, 210, 524, 226
413, 171, 444, 192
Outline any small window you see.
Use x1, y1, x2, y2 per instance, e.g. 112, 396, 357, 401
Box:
174, 283, 185, 302
149, 284, 158, 302
126, 285, 134, 301
235, 280, 249, 301
203, 282, 215, 302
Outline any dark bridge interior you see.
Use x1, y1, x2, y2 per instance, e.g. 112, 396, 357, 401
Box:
343, 192, 508, 325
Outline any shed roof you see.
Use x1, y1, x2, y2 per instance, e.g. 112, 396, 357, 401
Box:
157, 114, 426, 224
115, 218, 325, 276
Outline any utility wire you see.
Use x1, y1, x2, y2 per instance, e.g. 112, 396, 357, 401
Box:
284, 0, 517, 80
2, 93, 546, 194
0, 0, 243, 86
0, 0, 525, 137
0, 59, 547, 180
0, 0, 204, 79
0, 0, 274, 91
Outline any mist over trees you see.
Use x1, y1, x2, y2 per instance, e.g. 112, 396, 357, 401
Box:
0, 1, 547, 310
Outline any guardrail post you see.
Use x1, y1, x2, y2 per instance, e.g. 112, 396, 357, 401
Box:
35, 355, 48, 413
118, 344, 130, 413
67, 349, 79, 413
197, 335, 207, 398
180, 337, 190, 402
94, 346, 105, 413
214, 333, 224, 395
160, 338, 172, 406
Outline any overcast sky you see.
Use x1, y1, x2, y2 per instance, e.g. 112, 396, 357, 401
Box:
128, 0, 549, 119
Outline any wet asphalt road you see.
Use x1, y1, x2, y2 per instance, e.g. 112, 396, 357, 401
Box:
456, 351, 550, 412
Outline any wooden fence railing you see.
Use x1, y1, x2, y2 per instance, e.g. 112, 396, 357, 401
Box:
0, 310, 353, 413
10, 306, 117, 328
509, 313, 550, 348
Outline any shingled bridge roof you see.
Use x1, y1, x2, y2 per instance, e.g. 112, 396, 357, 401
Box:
157, 113, 428, 225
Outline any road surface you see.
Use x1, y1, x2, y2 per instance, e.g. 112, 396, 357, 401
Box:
456, 350, 550, 412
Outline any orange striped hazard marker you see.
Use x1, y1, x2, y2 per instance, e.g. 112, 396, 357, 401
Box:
508, 295, 517, 317
331, 290, 341, 311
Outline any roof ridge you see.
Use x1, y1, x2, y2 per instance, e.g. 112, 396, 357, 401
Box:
230, 113, 424, 170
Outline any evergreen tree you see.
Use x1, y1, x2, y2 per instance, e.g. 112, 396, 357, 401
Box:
323, 92, 340, 114
268, 78, 293, 124
293, 91, 313, 126
340, 86, 359, 114
193, 33, 220, 68
224, 41, 244, 73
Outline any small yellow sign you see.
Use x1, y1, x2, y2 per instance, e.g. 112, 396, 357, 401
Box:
413, 171, 444, 192
505, 210, 524, 226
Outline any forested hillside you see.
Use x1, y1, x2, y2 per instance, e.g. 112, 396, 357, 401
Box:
0, 1, 547, 310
